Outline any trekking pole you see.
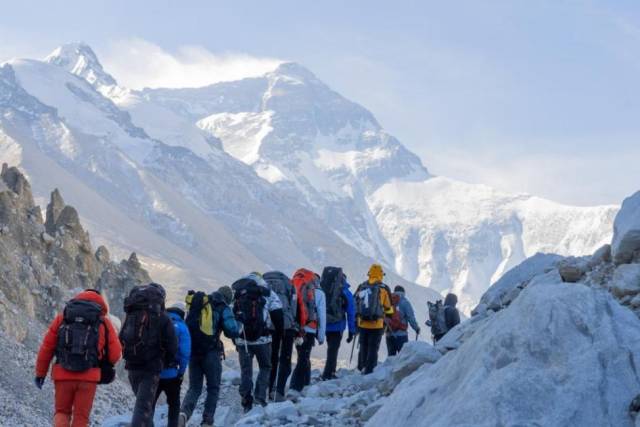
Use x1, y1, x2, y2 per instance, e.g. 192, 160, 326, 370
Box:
415, 330, 420, 341
242, 327, 249, 354
348, 337, 356, 368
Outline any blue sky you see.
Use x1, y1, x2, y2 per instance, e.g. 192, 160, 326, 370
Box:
2, 0, 639, 205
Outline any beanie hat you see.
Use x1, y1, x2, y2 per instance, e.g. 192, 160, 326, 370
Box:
167, 302, 186, 319
218, 285, 233, 305
368, 264, 384, 284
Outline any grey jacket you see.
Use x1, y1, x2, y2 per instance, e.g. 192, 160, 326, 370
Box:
388, 291, 420, 337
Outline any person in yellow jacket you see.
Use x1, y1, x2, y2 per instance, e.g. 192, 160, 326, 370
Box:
354, 264, 394, 374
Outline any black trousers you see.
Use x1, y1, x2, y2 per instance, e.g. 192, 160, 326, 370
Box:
290, 333, 315, 392
128, 370, 160, 427
269, 329, 296, 396
357, 329, 383, 374
322, 331, 343, 379
152, 377, 182, 427
386, 334, 409, 357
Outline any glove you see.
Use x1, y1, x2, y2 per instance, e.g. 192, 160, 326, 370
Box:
346, 331, 355, 343
34, 377, 45, 389
425, 320, 432, 327
317, 337, 325, 345
416, 327, 421, 335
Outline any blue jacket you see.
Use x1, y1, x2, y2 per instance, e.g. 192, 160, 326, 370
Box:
326, 282, 356, 334
160, 311, 191, 379
388, 291, 420, 337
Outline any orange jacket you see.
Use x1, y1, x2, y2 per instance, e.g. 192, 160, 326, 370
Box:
35, 290, 122, 382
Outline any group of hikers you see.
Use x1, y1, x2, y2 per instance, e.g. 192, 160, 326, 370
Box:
34, 263, 460, 427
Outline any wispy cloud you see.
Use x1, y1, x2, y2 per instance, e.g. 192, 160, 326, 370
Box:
100, 38, 283, 89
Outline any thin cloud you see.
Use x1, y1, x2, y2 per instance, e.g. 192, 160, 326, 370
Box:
100, 38, 283, 90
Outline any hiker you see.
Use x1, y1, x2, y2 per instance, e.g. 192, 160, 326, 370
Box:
263, 271, 297, 402
427, 292, 461, 342
180, 287, 239, 427
120, 283, 178, 427
35, 289, 121, 427
233, 273, 284, 413
385, 285, 420, 356
149, 302, 191, 427
290, 269, 326, 394
355, 264, 393, 374
320, 267, 356, 380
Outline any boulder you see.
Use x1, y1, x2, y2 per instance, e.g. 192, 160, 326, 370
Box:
612, 191, 640, 265
610, 264, 640, 298
559, 265, 585, 283
265, 400, 298, 420
368, 282, 640, 427
588, 244, 612, 269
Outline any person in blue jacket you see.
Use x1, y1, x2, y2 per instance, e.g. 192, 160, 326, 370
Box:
321, 271, 356, 381
153, 302, 191, 427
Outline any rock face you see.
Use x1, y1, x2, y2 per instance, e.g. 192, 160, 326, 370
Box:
369, 282, 640, 427
612, 191, 640, 265
0, 164, 150, 425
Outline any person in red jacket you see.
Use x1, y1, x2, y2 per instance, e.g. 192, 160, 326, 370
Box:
35, 289, 122, 427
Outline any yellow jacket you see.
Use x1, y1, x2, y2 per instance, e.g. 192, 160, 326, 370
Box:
356, 281, 394, 330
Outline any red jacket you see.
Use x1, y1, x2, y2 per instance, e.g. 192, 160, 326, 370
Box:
35, 290, 122, 382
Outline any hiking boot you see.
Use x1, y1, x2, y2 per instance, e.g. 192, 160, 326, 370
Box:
201, 423, 213, 427
268, 390, 275, 401
178, 412, 187, 427
242, 396, 253, 413
274, 392, 286, 402
255, 397, 267, 407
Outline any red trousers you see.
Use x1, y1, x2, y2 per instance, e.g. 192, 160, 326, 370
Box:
54, 380, 97, 427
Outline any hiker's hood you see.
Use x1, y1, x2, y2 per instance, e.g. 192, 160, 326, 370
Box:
368, 263, 385, 284
167, 310, 185, 322
74, 290, 108, 315
445, 293, 458, 307
244, 273, 269, 289
210, 290, 228, 305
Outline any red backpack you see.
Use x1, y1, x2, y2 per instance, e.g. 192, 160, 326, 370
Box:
386, 293, 408, 332
292, 268, 318, 331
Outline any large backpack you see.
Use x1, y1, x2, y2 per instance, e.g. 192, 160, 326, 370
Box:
356, 282, 384, 321
387, 293, 408, 332
185, 291, 225, 355
119, 284, 165, 364
320, 266, 346, 324
232, 278, 269, 341
263, 271, 295, 330
428, 300, 448, 336
55, 299, 103, 372
292, 269, 319, 329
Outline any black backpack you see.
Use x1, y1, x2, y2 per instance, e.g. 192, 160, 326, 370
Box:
56, 299, 103, 372
232, 278, 269, 341
263, 271, 295, 330
356, 282, 384, 321
320, 266, 346, 324
185, 291, 223, 356
119, 284, 165, 364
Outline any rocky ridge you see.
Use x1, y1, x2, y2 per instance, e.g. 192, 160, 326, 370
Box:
0, 163, 150, 425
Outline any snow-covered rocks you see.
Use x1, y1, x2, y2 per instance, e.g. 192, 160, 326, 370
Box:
369, 281, 640, 427
610, 264, 640, 299
612, 191, 640, 265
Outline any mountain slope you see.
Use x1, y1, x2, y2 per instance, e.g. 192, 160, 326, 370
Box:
133, 58, 616, 312
1, 44, 440, 312
1, 43, 617, 312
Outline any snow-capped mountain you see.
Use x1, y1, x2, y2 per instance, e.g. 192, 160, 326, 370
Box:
0, 43, 439, 312
1, 43, 617, 312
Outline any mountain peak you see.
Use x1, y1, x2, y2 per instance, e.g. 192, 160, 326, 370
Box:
45, 42, 117, 88
270, 62, 319, 83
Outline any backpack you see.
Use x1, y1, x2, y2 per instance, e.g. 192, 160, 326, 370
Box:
263, 271, 295, 330
387, 293, 408, 332
292, 269, 319, 329
428, 300, 448, 336
55, 299, 103, 372
119, 284, 165, 364
320, 266, 346, 324
185, 291, 224, 355
356, 282, 384, 321
232, 278, 269, 341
